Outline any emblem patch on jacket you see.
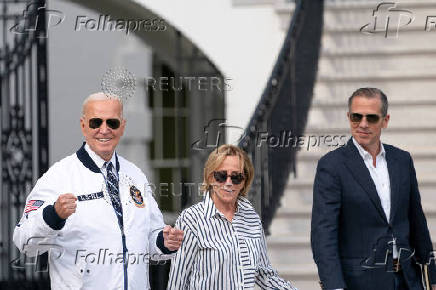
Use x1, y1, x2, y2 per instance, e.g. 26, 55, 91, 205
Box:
24, 200, 44, 213
130, 185, 145, 208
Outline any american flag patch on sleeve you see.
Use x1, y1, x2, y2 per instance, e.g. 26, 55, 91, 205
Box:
24, 200, 44, 213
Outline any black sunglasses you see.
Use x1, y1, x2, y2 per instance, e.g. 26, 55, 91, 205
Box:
349, 113, 382, 124
213, 171, 245, 185
89, 118, 121, 130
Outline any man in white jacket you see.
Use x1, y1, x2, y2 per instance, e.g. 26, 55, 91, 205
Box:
13, 92, 183, 289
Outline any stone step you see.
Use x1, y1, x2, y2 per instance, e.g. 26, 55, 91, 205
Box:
232, 0, 275, 6
294, 149, 436, 182
267, 237, 312, 266
274, 0, 436, 34
287, 136, 435, 155
268, 239, 436, 290
321, 48, 436, 59
313, 80, 436, 105
281, 280, 319, 290
311, 99, 436, 108
275, 1, 295, 32
268, 262, 318, 282
298, 128, 436, 150
267, 241, 319, 288
318, 53, 436, 77
267, 236, 436, 267
321, 29, 436, 55
296, 147, 436, 158
269, 206, 436, 238
323, 1, 436, 32
324, 0, 435, 8
268, 208, 311, 239
317, 71, 436, 83
268, 234, 436, 254
281, 176, 436, 208
306, 103, 436, 129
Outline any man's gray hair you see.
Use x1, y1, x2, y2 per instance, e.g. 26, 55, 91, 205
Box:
348, 87, 388, 117
82, 92, 124, 118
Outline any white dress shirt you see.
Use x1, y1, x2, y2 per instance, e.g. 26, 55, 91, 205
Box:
352, 138, 391, 221
85, 143, 118, 179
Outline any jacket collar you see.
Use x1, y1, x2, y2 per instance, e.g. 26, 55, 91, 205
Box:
76, 142, 120, 173
352, 137, 386, 161
343, 138, 389, 224
384, 143, 400, 223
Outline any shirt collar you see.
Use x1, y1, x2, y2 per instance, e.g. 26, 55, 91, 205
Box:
203, 192, 220, 219
84, 143, 117, 170
203, 191, 252, 219
352, 137, 385, 160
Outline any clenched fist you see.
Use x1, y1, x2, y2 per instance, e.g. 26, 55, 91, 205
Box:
54, 193, 77, 219
163, 225, 184, 251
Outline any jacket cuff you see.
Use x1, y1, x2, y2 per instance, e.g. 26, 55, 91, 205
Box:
156, 230, 177, 254
43, 204, 66, 230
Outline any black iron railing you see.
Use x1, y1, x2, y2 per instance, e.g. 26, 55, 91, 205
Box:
239, 0, 324, 234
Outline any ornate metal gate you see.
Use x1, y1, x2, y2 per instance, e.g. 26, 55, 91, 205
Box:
0, 0, 49, 287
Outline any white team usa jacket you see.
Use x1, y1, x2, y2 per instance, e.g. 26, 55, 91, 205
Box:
13, 143, 173, 290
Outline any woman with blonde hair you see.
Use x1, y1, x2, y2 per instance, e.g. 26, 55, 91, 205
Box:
168, 144, 297, 289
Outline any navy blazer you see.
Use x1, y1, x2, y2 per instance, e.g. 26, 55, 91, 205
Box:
311, 138, 436, 290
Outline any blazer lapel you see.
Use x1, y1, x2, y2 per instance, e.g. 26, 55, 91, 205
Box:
385, 145, 399, 224
343, 139, 389, 224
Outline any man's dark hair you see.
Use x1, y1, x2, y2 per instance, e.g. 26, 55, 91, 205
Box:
348, 88, 388, 117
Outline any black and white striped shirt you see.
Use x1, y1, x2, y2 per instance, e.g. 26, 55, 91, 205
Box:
167, 192, 297, 290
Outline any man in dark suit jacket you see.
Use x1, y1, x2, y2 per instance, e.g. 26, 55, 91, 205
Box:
311, 88, 436, 290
